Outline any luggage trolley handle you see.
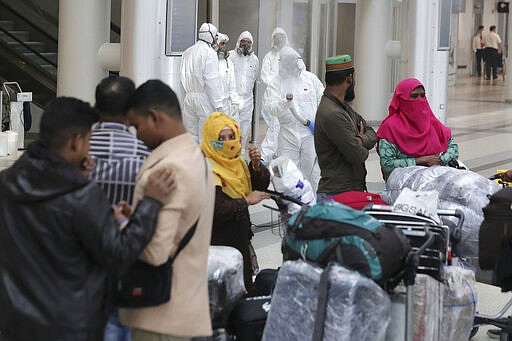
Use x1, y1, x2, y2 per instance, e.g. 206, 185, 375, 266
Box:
437, 208, 465, 249
265, 189, 307, 207
405, 229, 434, 286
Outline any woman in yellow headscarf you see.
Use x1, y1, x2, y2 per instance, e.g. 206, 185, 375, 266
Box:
201, 112, 270, 292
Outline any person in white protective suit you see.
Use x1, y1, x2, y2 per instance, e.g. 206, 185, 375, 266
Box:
260, 27, 289, 162
229, 31, 259, 151
216, 33, 240, 119
263, 46, 324, 191
181, 22, 224, 142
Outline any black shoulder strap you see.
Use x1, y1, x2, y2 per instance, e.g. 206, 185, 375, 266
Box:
312, 262, 332, 341
169, 155, 209, 263
169, 219, 199, 263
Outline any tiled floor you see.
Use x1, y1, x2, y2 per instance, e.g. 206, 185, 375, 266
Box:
250, 72, 512, 340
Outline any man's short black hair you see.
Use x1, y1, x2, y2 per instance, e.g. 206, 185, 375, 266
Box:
95, 76, 135, 117
478, 25, 484, 30
325, 69, 353, 86
490, 25, 496, 31
40, 97, 99, 150
125, 80, 182, 120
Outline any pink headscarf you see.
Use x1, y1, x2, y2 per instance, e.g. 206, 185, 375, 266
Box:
377, 78, 451, 158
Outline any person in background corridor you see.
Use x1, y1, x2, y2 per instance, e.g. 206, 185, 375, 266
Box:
483, 25, 502, 80
472, 25, 485, 78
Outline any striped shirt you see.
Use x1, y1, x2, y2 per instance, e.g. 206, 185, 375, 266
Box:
89, 122, 150, 205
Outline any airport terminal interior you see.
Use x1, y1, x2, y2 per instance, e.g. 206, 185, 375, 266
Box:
2, 0, 512, 340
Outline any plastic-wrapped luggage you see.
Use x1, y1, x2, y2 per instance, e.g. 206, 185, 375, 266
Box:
383, 166, 501, 257
385, 270, 476, 341
262, 260, 391, 341
385, 274, 443, 341
441, 265, 477, 341
207, 246, 246, 329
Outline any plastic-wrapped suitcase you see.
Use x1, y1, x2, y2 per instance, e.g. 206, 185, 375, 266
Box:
227, 295, 271, 341
262, 260, 391, 341
207, 246, 246, 329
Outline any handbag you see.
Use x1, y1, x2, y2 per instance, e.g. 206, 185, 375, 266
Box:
113, 219, 198, 308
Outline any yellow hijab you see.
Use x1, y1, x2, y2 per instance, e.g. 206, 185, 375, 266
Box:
200, 112, 252, 199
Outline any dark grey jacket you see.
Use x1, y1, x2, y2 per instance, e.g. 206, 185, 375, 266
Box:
0, 141, 161, 341
314, 91, 377, 194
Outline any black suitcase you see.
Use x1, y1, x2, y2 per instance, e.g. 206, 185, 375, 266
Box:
227, 295, 271, 341
479, 187, 512, 269
253, 269, 279, 297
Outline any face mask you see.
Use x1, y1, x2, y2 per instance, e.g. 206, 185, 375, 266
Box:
217, 48, 229, 59
237, 42, 252, 56
273, 35, 286, 50
210, 139, 241, 159
297, 59, 305, 73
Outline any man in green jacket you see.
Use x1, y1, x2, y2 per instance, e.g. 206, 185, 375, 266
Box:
314, 55, 377, 200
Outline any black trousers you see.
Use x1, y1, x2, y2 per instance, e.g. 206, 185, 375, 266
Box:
475, 49, 485, 76
484, 47, 499, 79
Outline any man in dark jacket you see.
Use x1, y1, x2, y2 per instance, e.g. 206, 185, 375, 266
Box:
314, 55, 377, 199
0, 97, 174, 341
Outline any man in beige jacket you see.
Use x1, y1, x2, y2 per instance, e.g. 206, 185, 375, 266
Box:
120, 79, 215, 340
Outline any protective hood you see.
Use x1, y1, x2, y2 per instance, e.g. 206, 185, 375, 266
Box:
217, 33, 229, 44
279, 46, 304, 79
236, 31, 254, 55
271, 27, 289, 50
0, 141, 89, 203
198, 22, 218, 45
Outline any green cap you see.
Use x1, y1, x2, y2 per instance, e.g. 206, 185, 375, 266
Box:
325, 54, 353, 72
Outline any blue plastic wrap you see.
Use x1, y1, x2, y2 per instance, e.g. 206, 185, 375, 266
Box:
262, 260, 391, 341
383, 166, 501, 257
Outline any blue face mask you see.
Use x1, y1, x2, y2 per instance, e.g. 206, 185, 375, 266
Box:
210, 140, 224, 151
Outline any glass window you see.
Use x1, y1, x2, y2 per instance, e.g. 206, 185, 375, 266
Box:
165, 0, 198, 56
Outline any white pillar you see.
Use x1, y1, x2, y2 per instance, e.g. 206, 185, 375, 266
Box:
353, 0, 392, 122
57, 0, 110, 104
408, 0, 449, 123
119, 0, 163, 87
506, 12, 512, 102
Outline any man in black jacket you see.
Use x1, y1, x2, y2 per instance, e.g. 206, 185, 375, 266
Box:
0, 97, 174, 341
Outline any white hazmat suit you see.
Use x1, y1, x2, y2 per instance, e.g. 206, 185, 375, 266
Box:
260, 27, 289, 162
229, 31, 259, 150
217, 33, 239, 119
263, 46, 324, 191
181, 23, 223, 142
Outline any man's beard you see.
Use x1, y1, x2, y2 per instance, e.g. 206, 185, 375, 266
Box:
345, 83, 355, 102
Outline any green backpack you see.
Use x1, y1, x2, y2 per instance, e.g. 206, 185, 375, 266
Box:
282, 201, 411, 286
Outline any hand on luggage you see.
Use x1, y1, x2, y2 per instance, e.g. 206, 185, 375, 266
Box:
244, 190, 270, 205
416, 154, 442, 166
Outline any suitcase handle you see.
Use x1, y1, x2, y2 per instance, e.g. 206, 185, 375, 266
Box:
265, 189, 306, 207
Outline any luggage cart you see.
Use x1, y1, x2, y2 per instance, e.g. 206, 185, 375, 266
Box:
363, 204, 465, 341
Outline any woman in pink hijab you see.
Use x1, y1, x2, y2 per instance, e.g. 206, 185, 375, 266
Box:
377, 78, 459, 179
